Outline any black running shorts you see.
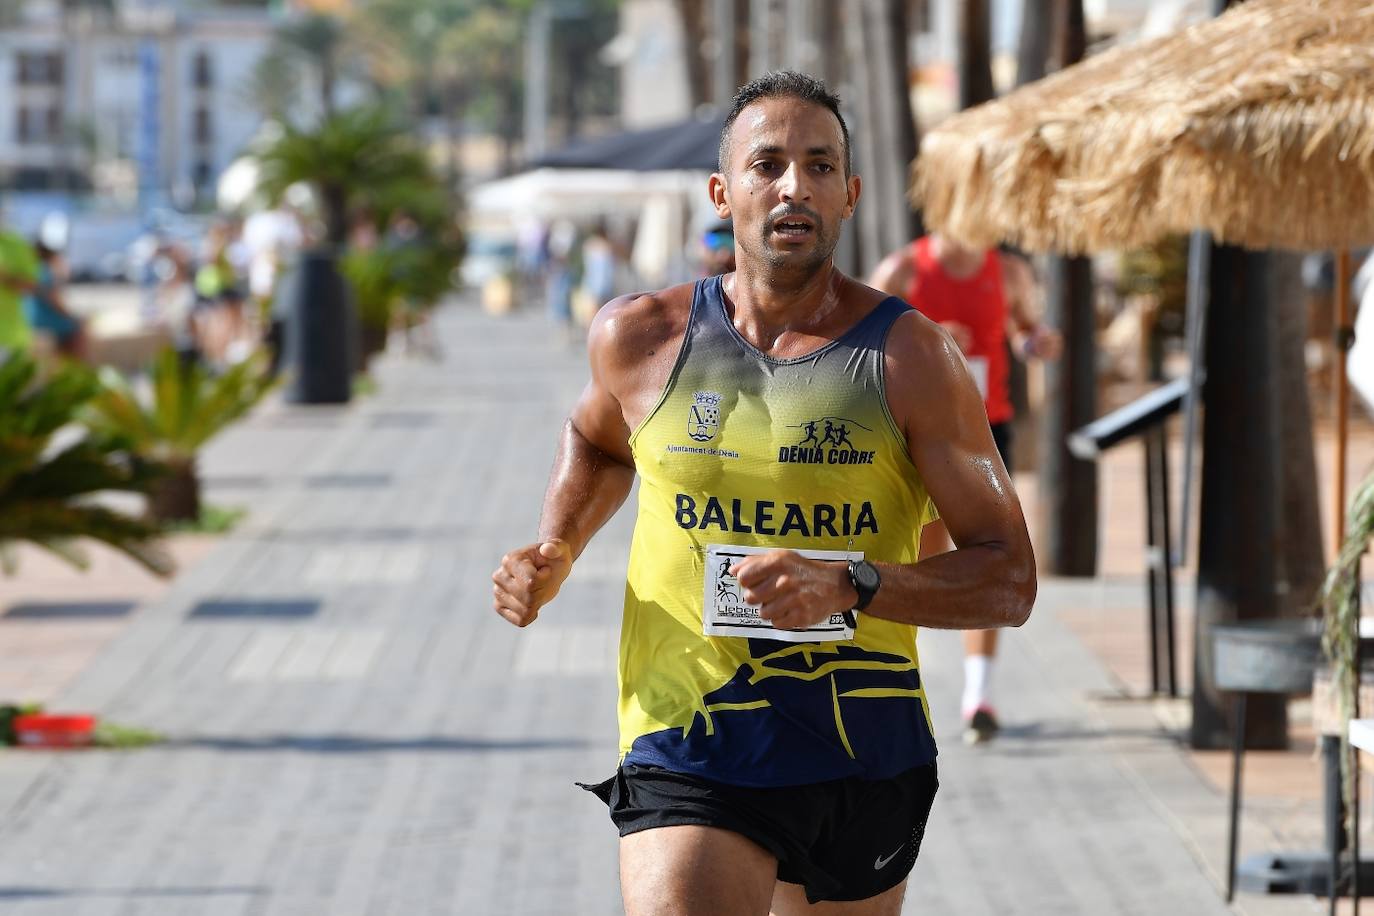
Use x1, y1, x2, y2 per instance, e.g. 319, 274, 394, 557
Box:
579, 760, 938, 904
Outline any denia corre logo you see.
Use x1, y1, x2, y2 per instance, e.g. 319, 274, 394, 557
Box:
780, 416, 877, 465
688, 390, 722, 442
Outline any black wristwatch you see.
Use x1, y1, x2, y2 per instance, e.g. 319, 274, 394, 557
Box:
847, 559, 881, 612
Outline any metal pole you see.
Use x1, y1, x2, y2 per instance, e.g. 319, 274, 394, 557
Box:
1326, 733, 1345, 908
1177, 231, 1210, 566
1159, 428, 1178, 697
1353, 555, 1363, 912
1227, 692, 1246, 902
1335, 249, 1352, 546
1145, 432, 1162, 695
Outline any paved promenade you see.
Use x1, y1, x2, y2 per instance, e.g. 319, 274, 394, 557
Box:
0, 301, 1336, 914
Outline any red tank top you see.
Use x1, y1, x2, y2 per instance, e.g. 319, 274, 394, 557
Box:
905, 237, 1013, 423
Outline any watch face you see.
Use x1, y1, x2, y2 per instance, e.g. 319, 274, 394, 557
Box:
853, 561, 879, 591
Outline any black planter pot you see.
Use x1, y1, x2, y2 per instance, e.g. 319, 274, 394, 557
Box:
281, 250, 356, 404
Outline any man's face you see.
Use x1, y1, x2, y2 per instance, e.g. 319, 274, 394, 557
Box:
710, 97, 860, 278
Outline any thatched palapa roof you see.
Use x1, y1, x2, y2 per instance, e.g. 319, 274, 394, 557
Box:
912, 0, 1374, 254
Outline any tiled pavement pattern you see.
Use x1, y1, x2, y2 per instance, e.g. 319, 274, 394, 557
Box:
0, 302, 1324, 915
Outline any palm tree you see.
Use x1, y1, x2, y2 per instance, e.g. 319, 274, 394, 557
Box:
255, 105, 434, 249
0, 353, 170, 576
85, 349, 277, 524
242, 46, 301, 124
276, 12, 347, 117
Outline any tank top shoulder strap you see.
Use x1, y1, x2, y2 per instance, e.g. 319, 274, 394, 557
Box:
681, 273, 743, 356
844, 296, 911, 353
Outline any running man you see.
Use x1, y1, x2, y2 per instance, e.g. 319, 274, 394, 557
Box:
869, 233, 1060, 744
492, 71, 1036, 915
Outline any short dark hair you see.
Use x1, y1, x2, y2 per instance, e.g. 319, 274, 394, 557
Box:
718, 70, 852, 177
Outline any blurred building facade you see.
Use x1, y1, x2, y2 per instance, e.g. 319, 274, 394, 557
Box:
0, 0, 276, 205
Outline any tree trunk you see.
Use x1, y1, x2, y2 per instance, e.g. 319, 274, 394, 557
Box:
850, 0, 920, 265
881, 0, 922, 241
958, 0, 994, 110
1191, 246, 1288, 749
733, 0, 751, 88
1017, 0, 1051, 84
442, 82, 467, 191
1037, 255, 1098, 574
1008, 0, 1051, 471
323, 185, 349, 249
564, 35, 586, 142
675, 0, 711, 109
1273, 251, 1327, 612
1050, 0, 1086, 68
501, 81, 521, 176
321, 56, 336, 117
1035, 0, 1098, 576
843, 0, 884, 273
359, 321, 388, 368
148, 458, 200, 524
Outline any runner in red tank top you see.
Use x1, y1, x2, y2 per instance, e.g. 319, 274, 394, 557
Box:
869, 233, 1061, 744
907, 236, 1014, 424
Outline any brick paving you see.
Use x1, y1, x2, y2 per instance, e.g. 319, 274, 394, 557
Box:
0, 299, 1349, 914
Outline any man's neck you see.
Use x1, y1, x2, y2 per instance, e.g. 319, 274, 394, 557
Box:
723, 261, 848, 352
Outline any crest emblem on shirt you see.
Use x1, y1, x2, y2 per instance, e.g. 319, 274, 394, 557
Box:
688, 391, 721, 442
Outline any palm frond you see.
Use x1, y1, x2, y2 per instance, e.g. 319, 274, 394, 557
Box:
87, 348, 276, 456
0, 351, 170, 577
1321, 469, 1374, 844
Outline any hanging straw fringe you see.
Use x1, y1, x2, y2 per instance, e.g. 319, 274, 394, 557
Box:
912, 0, 1374, 253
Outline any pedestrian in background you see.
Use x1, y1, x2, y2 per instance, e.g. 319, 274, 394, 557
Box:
25, 241, 86, 360
699, 215, 735, 277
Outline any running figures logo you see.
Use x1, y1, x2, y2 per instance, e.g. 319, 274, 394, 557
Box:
688, 391, 722, 442
779, 416, 877, 466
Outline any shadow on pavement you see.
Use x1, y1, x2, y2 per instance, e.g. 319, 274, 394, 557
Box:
993, 721, 1175, 743
188, 599, 322, 619
167, 733, 589, 754
0, 885, 266, 900
2, 601, 137, 619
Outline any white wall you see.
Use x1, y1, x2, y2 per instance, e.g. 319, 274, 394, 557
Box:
612, 0, 694, 129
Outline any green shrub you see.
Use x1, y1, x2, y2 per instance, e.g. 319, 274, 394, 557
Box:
0, 352, 169, 575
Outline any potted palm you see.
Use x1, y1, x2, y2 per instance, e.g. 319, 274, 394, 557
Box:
0, 351, 169, 575
85, 348, 277, 524
255, 105, 441, 401
340, 246, 402, 367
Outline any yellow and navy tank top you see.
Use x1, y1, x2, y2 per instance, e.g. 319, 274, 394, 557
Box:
619, 274, 940, 787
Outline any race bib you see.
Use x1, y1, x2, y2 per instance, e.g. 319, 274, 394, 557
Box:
967, 356, 990, 400
702, 544, 857, 643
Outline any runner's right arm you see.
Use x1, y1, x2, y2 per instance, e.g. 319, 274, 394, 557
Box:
492, 290, 687, 627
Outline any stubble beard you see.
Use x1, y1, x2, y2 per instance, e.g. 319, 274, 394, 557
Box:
746, 216, 841, 289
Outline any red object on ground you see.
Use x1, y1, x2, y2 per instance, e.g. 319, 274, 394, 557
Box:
12, 713, 97, 748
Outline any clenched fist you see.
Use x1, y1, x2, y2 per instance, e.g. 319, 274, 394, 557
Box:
492, 538, 573, 627
730, 549, 858, 631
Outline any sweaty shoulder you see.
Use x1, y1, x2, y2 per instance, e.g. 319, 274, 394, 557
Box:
587, 281, 698, 429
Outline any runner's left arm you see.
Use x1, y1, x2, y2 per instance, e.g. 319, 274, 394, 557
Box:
731, 310, 1036, 631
